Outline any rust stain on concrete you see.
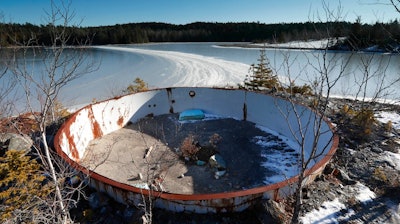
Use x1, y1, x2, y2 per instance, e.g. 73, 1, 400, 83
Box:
88, 107, 103, 139
117, 116, 124, 127
62, 115, 80, 161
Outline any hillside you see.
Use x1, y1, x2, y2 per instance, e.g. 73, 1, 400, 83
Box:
1, 21, 400, 52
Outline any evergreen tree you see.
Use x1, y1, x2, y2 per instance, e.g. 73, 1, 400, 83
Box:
0, 150, 51, 222
125, 77, 148, 93
241, 47, 279, 91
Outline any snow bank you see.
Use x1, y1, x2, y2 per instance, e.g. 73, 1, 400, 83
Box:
251, 38, 346, 49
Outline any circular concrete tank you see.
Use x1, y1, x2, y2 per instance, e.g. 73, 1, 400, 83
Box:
54, 87, 338, 213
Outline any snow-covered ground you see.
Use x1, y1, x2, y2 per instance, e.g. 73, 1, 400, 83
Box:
376, 111, 400, 130
376, 111, 400, 171
300, 182, 376, 224
300, 111, 400, 223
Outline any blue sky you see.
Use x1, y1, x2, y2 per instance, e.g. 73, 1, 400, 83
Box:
1, 0, 399, 27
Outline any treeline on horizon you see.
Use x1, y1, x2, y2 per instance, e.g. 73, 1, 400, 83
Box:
1, 20, 400, 51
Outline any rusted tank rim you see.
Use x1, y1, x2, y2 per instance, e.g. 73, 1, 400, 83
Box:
54, 87, 339, 202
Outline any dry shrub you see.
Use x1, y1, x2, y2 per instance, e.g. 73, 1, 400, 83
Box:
209, 133, 222, 147
285, 81, 314, 96
180, 135, 200, 160
385, 120, 393, 132
347, 196, 358, 207
353, 109, 375, 137
125, 77, 148, 93
373, 167, 388, 182
339, 105, 376, 141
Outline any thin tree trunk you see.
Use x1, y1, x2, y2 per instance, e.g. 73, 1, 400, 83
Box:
291, 173, 304, 224
41, 130, 69, 223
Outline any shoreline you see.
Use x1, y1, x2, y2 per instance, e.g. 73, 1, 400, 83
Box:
217, 41, 399, 54
4, 41, 397, 54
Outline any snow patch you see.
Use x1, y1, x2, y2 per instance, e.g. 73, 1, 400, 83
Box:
380, 151, 400, 171
300, 182, 375, 224
255, 124, 301, 153
300, 198, 355, 224
385, 200, 400, 223
374, 109, 400, 180
346, 148, 356, 155
253, 125, 302, 184
354, 182, 376, 204
375, 111, 400, 130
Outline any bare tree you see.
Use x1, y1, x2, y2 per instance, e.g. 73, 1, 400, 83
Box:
267, 1, 400, 223
266, 2, 352, 223
0, 14, 17, 118
0, 57, 15, 118
6, 0, 96, 223
286, 49, 345, 224
273, 44, 347, 223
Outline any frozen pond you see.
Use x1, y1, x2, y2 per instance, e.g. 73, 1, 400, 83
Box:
3, 43, 400, 112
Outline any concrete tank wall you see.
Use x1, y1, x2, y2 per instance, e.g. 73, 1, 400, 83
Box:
54, 87, 338, 213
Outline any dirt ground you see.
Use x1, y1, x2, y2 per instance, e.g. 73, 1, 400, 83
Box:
81, 113, 297, 194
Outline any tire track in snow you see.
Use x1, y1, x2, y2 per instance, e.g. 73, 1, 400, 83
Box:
94, 46, 249, 87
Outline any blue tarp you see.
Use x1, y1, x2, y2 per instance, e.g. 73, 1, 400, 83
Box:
179, 109, 205, 121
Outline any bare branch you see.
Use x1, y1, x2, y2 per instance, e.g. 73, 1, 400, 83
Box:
391, 0, 400, 13
4, 1, 96, 223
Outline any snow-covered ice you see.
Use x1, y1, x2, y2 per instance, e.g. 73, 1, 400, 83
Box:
93, 46, 249, 88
